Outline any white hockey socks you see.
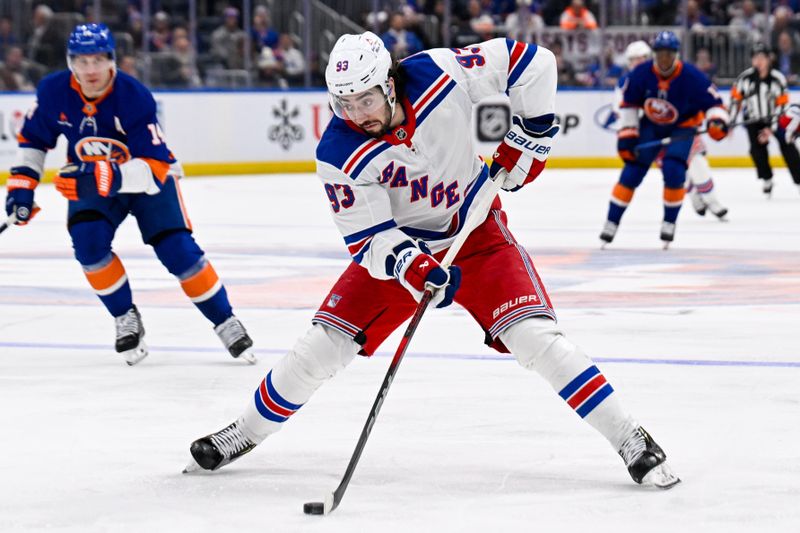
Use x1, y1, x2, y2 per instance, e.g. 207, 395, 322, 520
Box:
241, 324, 360, 441
500, 318, 637, 450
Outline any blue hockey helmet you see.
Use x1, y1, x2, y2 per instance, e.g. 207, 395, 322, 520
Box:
67, 23, 116, 59
652, 31, 680, 52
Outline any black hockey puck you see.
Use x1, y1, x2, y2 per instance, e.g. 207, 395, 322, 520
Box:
303, 502, 325, 515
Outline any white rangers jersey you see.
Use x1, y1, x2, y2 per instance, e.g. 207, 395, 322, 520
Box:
316, 38, 556, 280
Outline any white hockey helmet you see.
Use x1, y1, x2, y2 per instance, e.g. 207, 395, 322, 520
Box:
325, 31, 395, 120
625, 40, 652, 67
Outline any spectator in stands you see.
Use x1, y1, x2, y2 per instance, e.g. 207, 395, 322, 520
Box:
0, 16, 18, 59
468, 0, 496, 40
256, 45, 281, 86
775, 30, 800, 84
127, 10, 144, 49
211, 6, 247, 69
0, 45, 38, 91
560, 0, 598, 30
251, 5, 279, 52
505, 0, 544, 44
118, 55, 139, 79
681, 0, 711, 29
695, 47, 717, 80
381, 12, 424, 60
730, 0, 769, 41
28, 4, 66, 69
641, 0, 679, 26
274, 33, 306, 85
171, 26, 201, 87
770, 7, 800, 52
149, 11, 172, 52
584, 46, 624, 88
551, 40, 579, 86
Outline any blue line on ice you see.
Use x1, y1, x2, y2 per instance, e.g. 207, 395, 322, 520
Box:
1, 341, 798, 368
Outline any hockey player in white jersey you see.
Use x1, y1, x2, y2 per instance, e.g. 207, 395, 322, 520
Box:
185, 33, 680, 489
777, 102, 800, 195
615, 41, 728, 221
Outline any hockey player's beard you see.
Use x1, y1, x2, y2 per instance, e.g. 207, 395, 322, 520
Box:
358, 105, 392, 138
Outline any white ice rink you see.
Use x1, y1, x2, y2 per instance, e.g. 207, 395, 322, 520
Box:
1, 168, 798, 533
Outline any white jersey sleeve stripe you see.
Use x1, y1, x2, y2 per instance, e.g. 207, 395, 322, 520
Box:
343, 138, 384, 175
412, 72, 451, 114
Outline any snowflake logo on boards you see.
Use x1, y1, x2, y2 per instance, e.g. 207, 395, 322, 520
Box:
327, 294, 342, 308
268, 99, 304, 150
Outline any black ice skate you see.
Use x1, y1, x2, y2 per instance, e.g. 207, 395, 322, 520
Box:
115, 305, 148, 366
660, 221, 675, 250
184, 419, 257, 473
599, 221, 618, 249
618, 426, 680, 489
214, 316, 257, 364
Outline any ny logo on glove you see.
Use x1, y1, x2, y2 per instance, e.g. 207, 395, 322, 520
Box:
54, 161, 123, 201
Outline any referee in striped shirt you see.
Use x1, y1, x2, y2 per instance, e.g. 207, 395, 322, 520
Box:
730, 42, 800, 196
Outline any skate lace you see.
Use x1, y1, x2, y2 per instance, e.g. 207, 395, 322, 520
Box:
216, 317, 246, 348
115, 309, 141, 339
619, 429, 647, 466
209, 423, 252, 458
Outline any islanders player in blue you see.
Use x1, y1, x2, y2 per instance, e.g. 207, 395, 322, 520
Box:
600, 31, 730, 248
184, 32, 680, 491
3, 24, 255, 366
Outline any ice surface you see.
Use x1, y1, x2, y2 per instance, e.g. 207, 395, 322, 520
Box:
1, 168, 798, 532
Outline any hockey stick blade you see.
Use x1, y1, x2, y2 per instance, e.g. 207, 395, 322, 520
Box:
303, 173, 505, 517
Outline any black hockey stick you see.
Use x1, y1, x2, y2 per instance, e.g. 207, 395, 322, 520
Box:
0, 212, 17, 235
634, 114, 781, 153
303, 172, 505, 516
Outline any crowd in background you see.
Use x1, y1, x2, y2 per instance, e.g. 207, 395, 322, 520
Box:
1, 0, 800, 91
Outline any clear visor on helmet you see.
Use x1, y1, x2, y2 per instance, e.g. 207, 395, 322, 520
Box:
329, 85, 391, 121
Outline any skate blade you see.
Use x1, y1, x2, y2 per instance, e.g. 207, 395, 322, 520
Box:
642, 463, 681, 490
121, 342, 148, 366
236, 349, 257, 365
182, 456, 205, 474
662, 241, 671, 250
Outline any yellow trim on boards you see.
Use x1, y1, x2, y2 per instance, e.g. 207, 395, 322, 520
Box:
0, 156, 787, 184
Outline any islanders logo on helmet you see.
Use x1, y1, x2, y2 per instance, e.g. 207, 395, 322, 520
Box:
652, 31, 680, 52
67, 23, 116, 60
643, 97, 679, 125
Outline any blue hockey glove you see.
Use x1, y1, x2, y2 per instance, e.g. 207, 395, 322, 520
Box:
5, 167, 41, 225
54, 161, 123, 201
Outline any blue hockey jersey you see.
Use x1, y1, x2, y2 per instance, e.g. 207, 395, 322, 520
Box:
618, 59, 723, 132
15, 70, 176, 182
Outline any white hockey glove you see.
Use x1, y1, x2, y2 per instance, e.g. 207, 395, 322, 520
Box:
392, 242, 461, 308
489, 115, 559, 192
